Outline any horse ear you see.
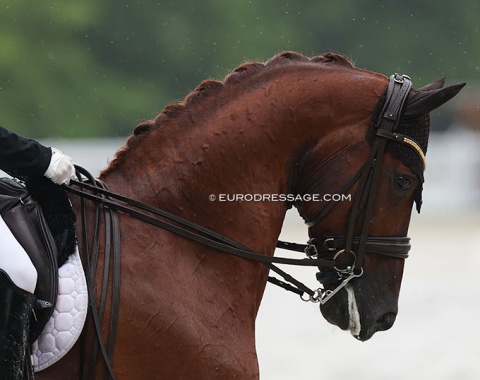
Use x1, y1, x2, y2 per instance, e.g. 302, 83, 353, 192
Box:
403, 82, 466, 118
417, 77, 445, 91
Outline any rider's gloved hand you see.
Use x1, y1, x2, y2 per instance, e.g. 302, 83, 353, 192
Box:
43, 147, 76, 185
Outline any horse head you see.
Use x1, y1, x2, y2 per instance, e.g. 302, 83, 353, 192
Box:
295, 75, 464, 341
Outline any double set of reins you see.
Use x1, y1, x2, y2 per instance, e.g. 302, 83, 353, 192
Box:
64, 74, 423, 379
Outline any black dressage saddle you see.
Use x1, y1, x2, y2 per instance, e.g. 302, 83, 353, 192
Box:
0, 177, 76, 343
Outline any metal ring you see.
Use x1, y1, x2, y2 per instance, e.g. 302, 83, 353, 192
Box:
333, 249, 356, 273
300, 292, 311, 302
300, 289, 321, 303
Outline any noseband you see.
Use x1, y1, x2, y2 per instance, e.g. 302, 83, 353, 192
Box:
300, 74, 425, 303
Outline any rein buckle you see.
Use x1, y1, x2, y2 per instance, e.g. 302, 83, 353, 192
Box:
304, 238, 320, 258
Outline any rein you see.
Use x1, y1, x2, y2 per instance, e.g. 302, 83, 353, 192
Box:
66, 168, 335, 298
65, 166, 339, 379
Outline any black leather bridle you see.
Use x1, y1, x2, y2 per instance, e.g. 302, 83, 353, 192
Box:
64, 74, 426, 379
298, 73, 426, 303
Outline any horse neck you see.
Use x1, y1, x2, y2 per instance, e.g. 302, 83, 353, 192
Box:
101, 68, 385, 253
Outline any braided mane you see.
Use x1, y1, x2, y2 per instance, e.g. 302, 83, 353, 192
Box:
102, 52, 354, 176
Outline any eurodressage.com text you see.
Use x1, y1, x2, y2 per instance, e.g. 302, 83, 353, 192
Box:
209, 194, 352, 202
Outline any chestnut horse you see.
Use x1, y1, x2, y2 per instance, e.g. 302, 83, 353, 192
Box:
37, 52, 463, 379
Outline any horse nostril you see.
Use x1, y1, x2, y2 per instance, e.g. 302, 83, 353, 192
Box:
376, 312, 396, 332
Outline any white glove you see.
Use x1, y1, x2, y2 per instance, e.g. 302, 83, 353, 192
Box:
44, 148, 76, 185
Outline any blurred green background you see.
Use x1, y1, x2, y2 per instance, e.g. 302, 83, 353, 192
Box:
0, 0, 478, 138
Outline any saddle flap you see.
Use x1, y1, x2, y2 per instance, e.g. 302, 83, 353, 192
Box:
0, 178, 59, 343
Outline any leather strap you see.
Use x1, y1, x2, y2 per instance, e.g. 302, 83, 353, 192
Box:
66, 174, 337, 269
76, 170, 118, 380
353, 74, 412, 270
306, 235, 410, 259
376, 129, 426, 170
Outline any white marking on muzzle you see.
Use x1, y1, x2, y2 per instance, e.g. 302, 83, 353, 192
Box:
345, 284, 361, 338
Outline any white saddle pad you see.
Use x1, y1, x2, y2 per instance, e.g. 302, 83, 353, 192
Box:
32, 247, 88, 373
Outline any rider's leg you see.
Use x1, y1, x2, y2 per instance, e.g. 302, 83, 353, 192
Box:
0, 216, 37, 379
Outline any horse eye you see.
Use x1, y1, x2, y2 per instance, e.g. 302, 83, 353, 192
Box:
396, 176, 411, 190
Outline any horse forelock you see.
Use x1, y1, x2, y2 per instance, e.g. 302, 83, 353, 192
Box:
102, 51, 357, 176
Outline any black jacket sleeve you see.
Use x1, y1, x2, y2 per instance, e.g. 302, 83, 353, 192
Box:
0, 125, 52, 178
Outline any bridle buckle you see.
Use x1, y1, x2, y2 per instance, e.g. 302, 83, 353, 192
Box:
304, 238, 319, 258
324, 237, 336, 251
393, 73, 411, 84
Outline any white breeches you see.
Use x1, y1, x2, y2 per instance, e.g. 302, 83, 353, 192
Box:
0, 216, 37, 293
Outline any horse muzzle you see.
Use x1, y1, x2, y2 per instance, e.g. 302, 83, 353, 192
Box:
318, 277, 400, 341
